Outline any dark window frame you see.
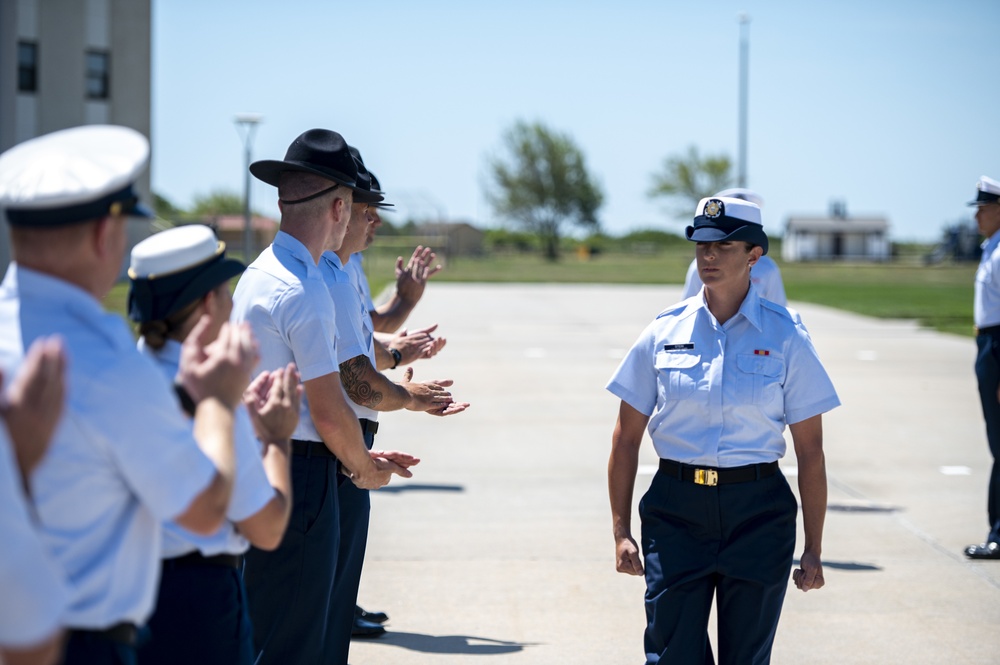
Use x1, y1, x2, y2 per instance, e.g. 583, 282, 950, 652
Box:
17, 41, 38, 93
85, 49, 110, 100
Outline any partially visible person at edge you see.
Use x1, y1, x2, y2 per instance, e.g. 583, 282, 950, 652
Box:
127, 224, 301, 665
966, 174, 1000, 560
230, 128, 418, 665
607, 196, 840, 664
320, 147, 469, 658
0, 338, 69, 665
680, 187, 787, 306
0, 124, 255, 665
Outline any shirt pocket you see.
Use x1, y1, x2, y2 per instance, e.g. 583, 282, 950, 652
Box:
736, 354, 785, 405
655, 351, 701, 401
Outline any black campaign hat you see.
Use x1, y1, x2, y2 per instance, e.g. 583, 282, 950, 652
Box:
348, 146, 394, 209
685, 196, 769, 255
250, 129, 382, 204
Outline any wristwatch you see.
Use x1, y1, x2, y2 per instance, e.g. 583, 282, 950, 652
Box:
389, 347, 402, 369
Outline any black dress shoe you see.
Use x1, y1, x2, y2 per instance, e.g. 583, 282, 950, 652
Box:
964, 541, 1000, 559
351, 617, 387, 638
355, 605, 388, 624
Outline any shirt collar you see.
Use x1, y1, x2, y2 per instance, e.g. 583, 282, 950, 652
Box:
321, 250, 345, 271
273, 231, 320, 277
686, 282, 764, 332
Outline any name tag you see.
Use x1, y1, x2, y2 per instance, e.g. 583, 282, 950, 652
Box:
663, 343, 695, 351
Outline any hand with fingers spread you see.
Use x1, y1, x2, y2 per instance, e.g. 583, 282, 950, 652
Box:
179, 317, 259, 409
348, 454, 417, 490
792, 550, 825, 592
0, 336, 67, 481
389, 324, 446, 366
245, 362, 302, 444
398, 367, 470, 416
394, 245, 443, 304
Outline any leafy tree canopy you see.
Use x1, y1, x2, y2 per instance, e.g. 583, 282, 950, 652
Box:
648, 146, 732, 220
486, 120, 603, 260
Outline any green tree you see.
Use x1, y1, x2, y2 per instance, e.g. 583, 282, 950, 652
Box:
190, 189, 245, 217
648, 146, 732, 220
486, 120, 603, 261
152, 191, 185, 220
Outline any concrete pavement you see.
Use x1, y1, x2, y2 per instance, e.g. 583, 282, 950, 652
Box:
348, 284, 999, 665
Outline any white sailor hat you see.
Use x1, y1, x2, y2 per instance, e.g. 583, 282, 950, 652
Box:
127, 225, 245, 323
968, 175, 1000, 206
714, 187, 765, 210
685, 196, 769, 255
0, 124, 153, 227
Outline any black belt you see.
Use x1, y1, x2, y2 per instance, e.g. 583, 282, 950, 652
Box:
292, 419, 378, 459
162, 551, 242, 570
70, 622, 139, 646
659, 458, 778, 486
977, 325, 1000, 336
291, 439, 337, 458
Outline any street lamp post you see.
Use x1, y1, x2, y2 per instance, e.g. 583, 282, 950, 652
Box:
234, 113, 262, 260
737, 13, 750, 188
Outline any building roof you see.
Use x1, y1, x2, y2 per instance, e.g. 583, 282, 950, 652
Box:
785, 216, 889, 233
210, 214, 278, 231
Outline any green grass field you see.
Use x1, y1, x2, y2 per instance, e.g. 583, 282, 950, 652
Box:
360, 244, 977, 337
104, 245, 977, 338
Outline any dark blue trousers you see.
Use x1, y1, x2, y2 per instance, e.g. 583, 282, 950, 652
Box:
137, 563, 253, 665
243, 453, 340, 665
63, 631, 137, 665
975, 332, 1000, 533
326, 429, 376, 665
639, 469, 797, 665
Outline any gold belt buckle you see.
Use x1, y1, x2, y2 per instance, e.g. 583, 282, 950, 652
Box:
693, 468, 718, 486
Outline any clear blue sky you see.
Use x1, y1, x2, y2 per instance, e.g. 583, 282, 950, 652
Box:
152, 0, 1000, 242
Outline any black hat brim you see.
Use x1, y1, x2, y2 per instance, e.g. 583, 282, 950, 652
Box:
250, 159, 384, 204
686, 223, 769, 255
128, 256, 246, 323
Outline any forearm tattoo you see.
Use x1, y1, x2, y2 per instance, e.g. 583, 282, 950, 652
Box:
340, 355, 383, 407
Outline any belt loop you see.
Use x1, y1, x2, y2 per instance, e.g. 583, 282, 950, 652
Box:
675, 461, 683, 481
755, 464, 761, 480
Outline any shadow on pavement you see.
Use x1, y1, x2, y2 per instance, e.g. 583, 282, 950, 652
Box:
360, 631, 536, 655
794, 558, 882, 572
375, 483, 465, 494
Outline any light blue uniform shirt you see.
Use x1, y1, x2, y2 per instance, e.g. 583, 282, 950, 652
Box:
682, 255, 787, 306
321, 251, 379, 422
607, 285, 840, 468
231, 231, 340, 443
0, 264, 217, 629
975, 231, 1000, 328
0, 427, 70, 648
139, 338, 275, 558
347, 252, 376, 312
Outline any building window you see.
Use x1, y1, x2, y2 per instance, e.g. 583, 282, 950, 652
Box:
86, 50, 109, 100
18, 41, 38, 92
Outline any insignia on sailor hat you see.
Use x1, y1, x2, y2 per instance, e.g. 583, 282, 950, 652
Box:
704, 199, 724, 219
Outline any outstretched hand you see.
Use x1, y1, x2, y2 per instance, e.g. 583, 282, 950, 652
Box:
399, 367, 469, 416
245, 362, 302, 443
390, 324, 447, 366
179, 316, 259, 409
394, 245, 443, 304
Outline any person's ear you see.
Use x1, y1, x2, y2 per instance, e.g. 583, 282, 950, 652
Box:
748, 245, 764, 267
